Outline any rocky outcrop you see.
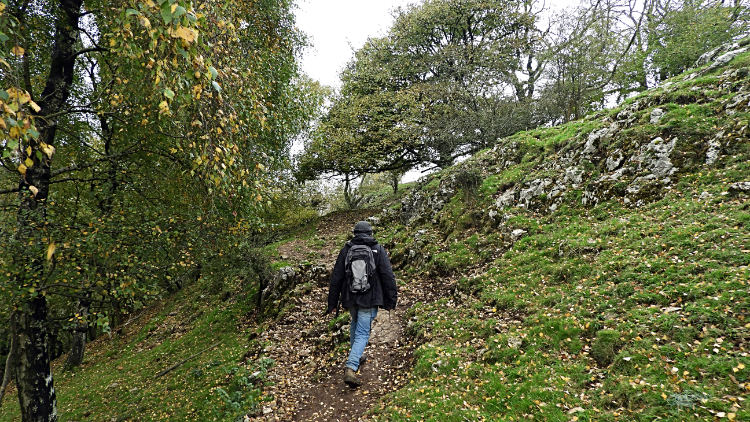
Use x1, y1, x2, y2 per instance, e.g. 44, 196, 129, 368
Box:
260, 263, 333, 318
381, 39, 750, 276
396, 42, 748, 216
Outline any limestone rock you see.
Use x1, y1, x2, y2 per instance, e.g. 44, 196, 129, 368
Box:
511, 229, 527, 241
583, 128, 610, 155
650, 108, 665, 124
565, 167, 584, 185
606, 151, 624, 171
616, 100, 640, 121
729, 182, 750, 195
520, 179, 552, 203
708, 47, 748, 71
706, 131, 724, 165
634, 137, 677, 178
725, 93, 750, 115
695, 45, 728, 67
495, 189, 516, 208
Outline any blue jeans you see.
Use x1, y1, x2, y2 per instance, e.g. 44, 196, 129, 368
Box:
346, 306, 378, 371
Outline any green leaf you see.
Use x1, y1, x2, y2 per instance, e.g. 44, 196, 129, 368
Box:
164, 88, 175, 100
0, 90, 8, 101
208, 66, 218, 80
186, 13, 197, 22
7, 139, 18, 150
28, 129, 39, 138
0, 32, 8, 43
173, 6, 186, 19
125, 8, 139, 16
211, 81, 222, 92
160, 2, 172, 24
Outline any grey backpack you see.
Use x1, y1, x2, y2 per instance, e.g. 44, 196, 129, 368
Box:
345, 243, 376, 293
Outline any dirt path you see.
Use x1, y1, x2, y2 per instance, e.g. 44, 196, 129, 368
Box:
245, 212, 452, 421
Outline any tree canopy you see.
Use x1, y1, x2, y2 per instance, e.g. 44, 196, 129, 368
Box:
297, 0, 749, 183
0, 0, 315, 419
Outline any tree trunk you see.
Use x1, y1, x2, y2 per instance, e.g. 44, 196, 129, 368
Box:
12, 0, 83, 419
13, 300, 58, 422
0, 321, 17, 408
389, 171, 400, 194
64, 299, 90, 369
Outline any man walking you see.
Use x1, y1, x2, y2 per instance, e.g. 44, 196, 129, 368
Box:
327, 220, 398, 387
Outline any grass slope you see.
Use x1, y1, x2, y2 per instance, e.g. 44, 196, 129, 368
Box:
0, 255, 272, 422
366, 57, 750, 420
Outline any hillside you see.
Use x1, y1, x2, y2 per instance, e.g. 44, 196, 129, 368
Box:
2, 42, 750, 422
362, 43, 750, 421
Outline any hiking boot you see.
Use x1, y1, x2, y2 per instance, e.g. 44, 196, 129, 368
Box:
344, 368, 361, 387
358, 355, 366, 369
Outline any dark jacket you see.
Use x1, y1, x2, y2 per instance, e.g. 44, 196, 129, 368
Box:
327, 233, 398, 311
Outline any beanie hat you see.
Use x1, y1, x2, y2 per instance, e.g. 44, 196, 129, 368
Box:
353, 221, 373, 235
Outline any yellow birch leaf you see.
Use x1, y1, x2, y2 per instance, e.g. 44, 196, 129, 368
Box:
7, 87, 21, 99
0, 59, 10, 69
172, 26, 198, 43
29, 100, 41, 112
145, 0, 155, 7
40, 143, 55, 157
0, 119, 5, 130
47, 243, 56, 261
18, 91, 30, 104
170, 3, 177, 13
17, 163, 26, 174
0, 3, 6, 14
25, 157, 34, 167
139, 16, 151, 28
26, 146, 31, 156
9, 126, 20, 138
11, 46, 24, 56
3, 102, 15, 115
29, 185, 38, 196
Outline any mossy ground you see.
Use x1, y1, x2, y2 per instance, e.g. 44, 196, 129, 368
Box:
373, 170, 749, 421
0, 263, 272, 422
368, 57, 750, 421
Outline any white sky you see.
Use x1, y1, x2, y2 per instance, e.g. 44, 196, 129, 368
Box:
295, 0, 579, 89
295, 0, 417, 89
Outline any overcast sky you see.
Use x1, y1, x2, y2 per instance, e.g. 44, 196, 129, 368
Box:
295, 0, 417, 88
295, 0, 579, 89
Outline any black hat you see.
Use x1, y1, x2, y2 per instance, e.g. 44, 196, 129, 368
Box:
353, 221, 373, 234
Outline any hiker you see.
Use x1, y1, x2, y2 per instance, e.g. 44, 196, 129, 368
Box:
326, 220, 398, 387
